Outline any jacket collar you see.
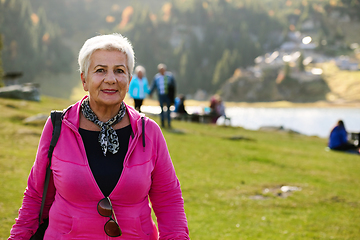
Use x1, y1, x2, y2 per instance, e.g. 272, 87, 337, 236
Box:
62, 95, 145, 136
125, 101, 145, 138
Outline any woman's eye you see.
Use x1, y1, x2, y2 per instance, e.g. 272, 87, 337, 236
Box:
115, 69, 125, 74
96, 69, 105, 73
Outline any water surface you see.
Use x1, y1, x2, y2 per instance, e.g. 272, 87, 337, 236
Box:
141, 105, 360, 138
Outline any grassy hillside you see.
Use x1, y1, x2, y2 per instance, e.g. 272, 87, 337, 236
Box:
1, 96, 360, 239
321, 62, 360, 103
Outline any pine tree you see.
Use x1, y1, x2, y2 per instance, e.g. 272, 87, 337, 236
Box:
284, 62, 291, 81
0, 0, 73, 85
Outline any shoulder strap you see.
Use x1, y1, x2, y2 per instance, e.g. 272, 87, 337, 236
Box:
48, 111, 63, 159
38, 111, 62, 225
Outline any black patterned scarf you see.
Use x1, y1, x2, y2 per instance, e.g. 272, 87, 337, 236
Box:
81, 98, 126, 156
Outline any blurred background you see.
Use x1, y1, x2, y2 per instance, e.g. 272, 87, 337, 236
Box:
0, 0, 360, 136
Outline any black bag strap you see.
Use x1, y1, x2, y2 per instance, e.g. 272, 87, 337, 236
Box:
38, 111, 62, 225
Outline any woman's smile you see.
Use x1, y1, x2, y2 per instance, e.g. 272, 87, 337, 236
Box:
102, 89, 118, 94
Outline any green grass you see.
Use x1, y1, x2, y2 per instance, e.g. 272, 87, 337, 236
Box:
1, 96, 360, 239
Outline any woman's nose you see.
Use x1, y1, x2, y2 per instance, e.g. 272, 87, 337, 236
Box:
104, 72, 117, 84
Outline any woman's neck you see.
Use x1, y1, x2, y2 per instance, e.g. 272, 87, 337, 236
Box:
80, 112, 130, 131
80, 101, 130, 131
89, 101, 122, 122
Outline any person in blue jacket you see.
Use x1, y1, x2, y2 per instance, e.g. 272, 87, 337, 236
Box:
128, 65, 150, 112
150, 63, 176, 128
328, 120, 358, 152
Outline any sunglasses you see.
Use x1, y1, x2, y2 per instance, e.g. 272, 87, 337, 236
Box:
97, 197, 122, 237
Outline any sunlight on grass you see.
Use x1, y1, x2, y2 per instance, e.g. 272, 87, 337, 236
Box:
321, 62, 360, 102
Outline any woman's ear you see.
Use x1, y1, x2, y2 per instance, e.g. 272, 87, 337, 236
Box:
127, 74, 132, 92
81, 72, 88, 91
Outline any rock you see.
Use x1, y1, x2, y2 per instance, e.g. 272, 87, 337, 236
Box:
23, 114, 48, 125
0, 83, 40, 101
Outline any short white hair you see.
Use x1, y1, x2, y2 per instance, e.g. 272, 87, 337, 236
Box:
157, 63, 167, 71
78, 33, 135, 79
134, 65, 146, 75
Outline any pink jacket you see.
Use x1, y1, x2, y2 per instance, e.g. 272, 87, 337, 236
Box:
9, 97, 190, 239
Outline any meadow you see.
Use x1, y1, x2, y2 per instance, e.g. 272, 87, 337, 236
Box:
0, 96, 359, 240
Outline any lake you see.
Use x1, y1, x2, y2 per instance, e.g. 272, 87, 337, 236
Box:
222, 107, 360, 138
142, 105, 360, 138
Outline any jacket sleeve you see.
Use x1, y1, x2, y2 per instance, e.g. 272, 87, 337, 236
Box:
144, 78, 151, 95
149, 77, 157, 95
170, 74, 176, 87
148, 122, 190, 239
9, 118, 56, 240
340, 129, 348, 144
128, 77, 135, 98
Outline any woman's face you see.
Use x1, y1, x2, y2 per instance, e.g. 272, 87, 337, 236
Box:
137, 70, 143, 79
81, 49, 130, 109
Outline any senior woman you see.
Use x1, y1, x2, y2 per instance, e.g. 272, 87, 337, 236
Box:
9, 33, 190, 239
129, 65, 150, 112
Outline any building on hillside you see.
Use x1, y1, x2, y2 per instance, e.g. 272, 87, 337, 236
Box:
300, 18, 321, 31
329, 10, 351, 22
335, 56, 359, 71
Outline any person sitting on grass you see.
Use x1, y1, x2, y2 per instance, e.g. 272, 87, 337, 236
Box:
328, 120, 359, 153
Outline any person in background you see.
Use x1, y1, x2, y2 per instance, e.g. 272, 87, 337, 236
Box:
128, 65, 150, 112
9, 33, 189, 239
174, 94, 188, 116
150, 63, 176, 128
216, 96, 226, 119
328, 120, 359, 152
209, 95, 227, 124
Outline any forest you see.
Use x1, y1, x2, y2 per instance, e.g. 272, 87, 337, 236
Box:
1, 0, 360, 99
